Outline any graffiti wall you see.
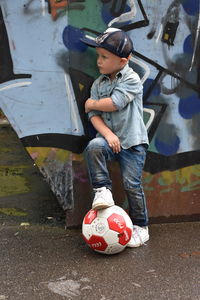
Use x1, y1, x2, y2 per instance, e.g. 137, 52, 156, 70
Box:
0, 0, 200, 225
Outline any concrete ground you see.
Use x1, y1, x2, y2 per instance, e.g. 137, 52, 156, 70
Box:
0, 217, 200, 300
0, 124, 200, 300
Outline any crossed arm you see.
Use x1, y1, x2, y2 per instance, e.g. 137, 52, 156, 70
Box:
85, 97, 121, 153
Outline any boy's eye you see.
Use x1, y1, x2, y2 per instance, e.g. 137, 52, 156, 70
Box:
100, 55, 107, 59
97, 53, 108, 59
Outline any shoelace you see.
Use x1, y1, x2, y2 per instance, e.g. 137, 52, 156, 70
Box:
94, 188, 106, 200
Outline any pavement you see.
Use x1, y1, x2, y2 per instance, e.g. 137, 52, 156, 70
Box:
0, 214, 200, 300
0, 125, 200, 300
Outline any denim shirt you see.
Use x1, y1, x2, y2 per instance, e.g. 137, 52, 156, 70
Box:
88, 63, 149, 149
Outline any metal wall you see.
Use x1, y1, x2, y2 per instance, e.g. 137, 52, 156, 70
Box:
0, 0, 200, 226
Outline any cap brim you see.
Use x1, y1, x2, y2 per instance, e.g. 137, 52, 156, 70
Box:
80, 36, 98, 48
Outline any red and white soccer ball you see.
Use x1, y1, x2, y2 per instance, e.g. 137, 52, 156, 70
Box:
82, 205, 133, 255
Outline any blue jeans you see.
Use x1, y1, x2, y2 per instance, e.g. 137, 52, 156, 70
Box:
84, 137, 148, 227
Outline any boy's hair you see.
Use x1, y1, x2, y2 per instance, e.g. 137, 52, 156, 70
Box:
80, 28, 133, 58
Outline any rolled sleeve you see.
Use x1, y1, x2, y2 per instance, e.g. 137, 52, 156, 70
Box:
111, 74, 143, 111
86, 79, 102, 120
88, 110, 101, 120
90, 80, 99, 99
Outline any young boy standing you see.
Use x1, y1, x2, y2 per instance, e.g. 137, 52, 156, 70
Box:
81, 28, 149, 247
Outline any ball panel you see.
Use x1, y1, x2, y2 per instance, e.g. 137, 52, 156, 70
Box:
103, 243, 125, 255
120, 212, 134, 228
91, 217, 109, 236
84, 209, 97, 224
82, 234, 89, 245
103, 229, 119, 244
118, 227, 132, 245
111, 206, 133, 229
107, 213, 126, 233
87, 235, 108, 252
82, 223, 93, 240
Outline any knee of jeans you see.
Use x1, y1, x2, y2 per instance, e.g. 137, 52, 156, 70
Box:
123, 181, 141, 191
86, 137, 106, 152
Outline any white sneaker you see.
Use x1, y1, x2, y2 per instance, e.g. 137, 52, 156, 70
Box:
127, 225, 149, 248
92, 187, 115, 210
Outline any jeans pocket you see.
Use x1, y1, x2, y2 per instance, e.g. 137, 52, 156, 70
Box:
130, 144, 147, 154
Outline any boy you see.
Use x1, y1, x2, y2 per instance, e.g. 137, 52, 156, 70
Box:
81, 28, 149, 247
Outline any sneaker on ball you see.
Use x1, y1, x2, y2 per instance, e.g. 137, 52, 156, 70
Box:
92, 187, 115, 210
127, 225, 149, 248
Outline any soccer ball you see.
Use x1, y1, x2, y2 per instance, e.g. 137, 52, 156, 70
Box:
82, 205, 133, 255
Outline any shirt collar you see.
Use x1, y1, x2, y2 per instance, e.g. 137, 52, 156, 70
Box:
102, 63, 129, 81
117, 63, 129, 77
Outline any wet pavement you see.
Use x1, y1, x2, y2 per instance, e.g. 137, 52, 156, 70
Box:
0, 125, 200, 300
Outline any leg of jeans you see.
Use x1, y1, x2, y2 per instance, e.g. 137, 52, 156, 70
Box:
84, 137, 115, 190
118, 145, 148, 227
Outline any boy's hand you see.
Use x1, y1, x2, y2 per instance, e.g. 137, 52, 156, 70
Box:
105, 132, 121, 153
90, 115, 121, 153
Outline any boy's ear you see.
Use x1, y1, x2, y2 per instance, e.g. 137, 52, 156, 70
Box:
121, 57, 130, 65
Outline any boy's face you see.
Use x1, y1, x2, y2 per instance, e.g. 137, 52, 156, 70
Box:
96, 47, 127, 80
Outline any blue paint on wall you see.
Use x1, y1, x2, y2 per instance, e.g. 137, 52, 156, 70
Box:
143, 78, 161, 98
63, 25, 87, 52
179, 94, 200, 119
155, 135, 180, 156
183, 34, 193, 54
182, 0, 199, 16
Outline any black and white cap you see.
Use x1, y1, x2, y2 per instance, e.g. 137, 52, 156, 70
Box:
80, 28, 133, 58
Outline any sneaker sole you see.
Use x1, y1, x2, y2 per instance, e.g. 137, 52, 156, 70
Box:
92, 202, 114, 210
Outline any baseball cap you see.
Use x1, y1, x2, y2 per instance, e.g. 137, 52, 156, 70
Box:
80, 28, 133, 58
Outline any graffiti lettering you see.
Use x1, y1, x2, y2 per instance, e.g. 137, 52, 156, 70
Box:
47, 0, 68, 20
161, 2, 180, 46
1, 0, 200, 216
